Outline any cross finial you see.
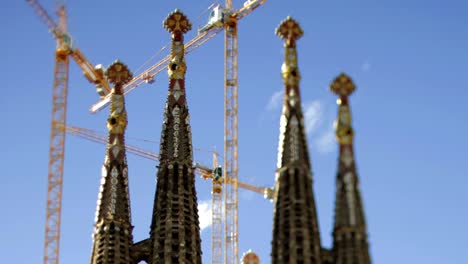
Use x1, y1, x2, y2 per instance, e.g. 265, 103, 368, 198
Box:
330, 73, 356, 97
276, 16, 303, 45
163, 9, 192, 34
106, 60, 133, 86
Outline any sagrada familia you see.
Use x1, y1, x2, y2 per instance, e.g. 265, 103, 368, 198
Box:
88, 9, 372, 264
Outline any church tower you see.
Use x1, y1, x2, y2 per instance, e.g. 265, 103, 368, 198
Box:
90, 61, 134, 264
271, 17, 322, 264
148, 9, 202, 264
330, 74, 371, 264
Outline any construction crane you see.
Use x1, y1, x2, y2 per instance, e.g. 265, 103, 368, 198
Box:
26, 1, 112, 264
222, 1, 267, 263
88, 1, 266, 114
65, 125, 273, 198
87, 2, 267, 263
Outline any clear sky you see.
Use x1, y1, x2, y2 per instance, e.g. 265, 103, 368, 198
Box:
2, 0, 468, 263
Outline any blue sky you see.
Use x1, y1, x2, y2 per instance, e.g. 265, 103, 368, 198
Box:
2, 0, 468, 263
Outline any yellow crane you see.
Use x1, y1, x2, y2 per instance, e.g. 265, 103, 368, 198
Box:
26, 1, 112, 264
88, 2, 267, 263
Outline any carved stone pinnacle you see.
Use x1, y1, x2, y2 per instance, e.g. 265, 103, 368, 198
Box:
276, 16, 303, 42
330, 73, 356, 97
106, 61, 133, 86
163, 9, 192, 34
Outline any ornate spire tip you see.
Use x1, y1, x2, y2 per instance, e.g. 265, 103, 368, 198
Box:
330, 73, 356, 98
275, 16, 303, 42
106, 61, 133, 86
163, 9, 192, 34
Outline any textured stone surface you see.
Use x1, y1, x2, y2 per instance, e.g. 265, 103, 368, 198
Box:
148, 10, 202, 264
331, 74, 371, 264
90, 61, 134, 264
271, 17, 322, 264
131, 239, 151, 263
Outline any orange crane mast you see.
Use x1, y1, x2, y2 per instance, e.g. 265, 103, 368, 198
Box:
224, 0, 239, 262
223, 1, 267, 263
26, 1, 111, 264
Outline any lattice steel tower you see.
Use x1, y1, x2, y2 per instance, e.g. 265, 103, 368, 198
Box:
148, 10, 202, 264
90, 61, 134, 264
330, 74, 371, 264
271, 17, 322, 264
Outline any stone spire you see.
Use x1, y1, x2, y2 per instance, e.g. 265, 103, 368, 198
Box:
148, 9, 202, 264
271, 17, 322, 264
330, 73, 371, 264
90, 61, 134, 264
